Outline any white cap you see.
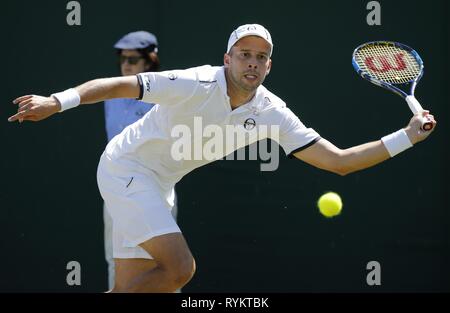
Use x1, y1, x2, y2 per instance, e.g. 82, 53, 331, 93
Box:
227, 24, 273, 56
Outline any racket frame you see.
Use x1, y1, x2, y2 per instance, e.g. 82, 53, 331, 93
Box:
352, 41, 433, 131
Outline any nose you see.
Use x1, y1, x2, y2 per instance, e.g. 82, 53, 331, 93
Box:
248, 63, 258, 70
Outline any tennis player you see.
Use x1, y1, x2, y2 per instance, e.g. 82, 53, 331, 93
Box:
9, 24, 436, 292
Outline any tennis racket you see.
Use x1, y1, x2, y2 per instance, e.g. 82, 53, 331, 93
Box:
352, 41, 433, 131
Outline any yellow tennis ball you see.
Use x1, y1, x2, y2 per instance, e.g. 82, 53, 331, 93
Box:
317, 192, 343, 218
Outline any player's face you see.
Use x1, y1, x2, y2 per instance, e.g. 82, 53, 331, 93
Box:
119, 49, 149, 76
224, 36, 272, 92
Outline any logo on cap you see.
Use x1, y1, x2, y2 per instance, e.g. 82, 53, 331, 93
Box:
168, 73, 178, 80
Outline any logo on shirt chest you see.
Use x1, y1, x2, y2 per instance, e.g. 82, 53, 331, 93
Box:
244, 118, 256, 130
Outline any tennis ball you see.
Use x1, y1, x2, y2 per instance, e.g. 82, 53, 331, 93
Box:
317, 192, 342, 218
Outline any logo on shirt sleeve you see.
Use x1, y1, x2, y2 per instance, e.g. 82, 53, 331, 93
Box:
142, 74, 151, 92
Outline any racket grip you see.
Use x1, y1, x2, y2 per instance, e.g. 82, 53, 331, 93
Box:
405, 96, 433, 131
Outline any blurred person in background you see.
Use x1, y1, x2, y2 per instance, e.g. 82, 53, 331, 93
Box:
103, 31, 178, 291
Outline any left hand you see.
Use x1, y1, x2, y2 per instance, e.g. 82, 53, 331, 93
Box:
404, 110, 437, 145
8, 95, 61, 123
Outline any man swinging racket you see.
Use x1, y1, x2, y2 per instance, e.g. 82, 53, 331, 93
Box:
8, 24, 436, 292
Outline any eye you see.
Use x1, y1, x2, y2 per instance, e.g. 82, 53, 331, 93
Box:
258, 55, 268, 61
241, 52, 250, 58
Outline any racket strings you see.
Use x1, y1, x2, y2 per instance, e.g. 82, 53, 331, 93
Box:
354, 44, 421, 84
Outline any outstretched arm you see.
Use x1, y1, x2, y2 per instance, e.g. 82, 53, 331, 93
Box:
8, 76, 139, 122
293, 112, 436, 176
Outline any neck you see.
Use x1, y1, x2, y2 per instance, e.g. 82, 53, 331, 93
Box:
225, 69, 256, 110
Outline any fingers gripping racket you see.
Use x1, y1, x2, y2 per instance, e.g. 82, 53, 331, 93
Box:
352, 41, 433, 131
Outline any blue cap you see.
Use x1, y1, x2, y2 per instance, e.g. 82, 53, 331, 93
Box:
114, 31, 158, 52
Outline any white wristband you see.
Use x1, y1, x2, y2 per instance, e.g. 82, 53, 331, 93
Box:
381, 129, 413, 157
51, 88, 80, 112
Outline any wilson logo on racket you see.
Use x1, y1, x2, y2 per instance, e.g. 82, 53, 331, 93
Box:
364, 53, 407, 73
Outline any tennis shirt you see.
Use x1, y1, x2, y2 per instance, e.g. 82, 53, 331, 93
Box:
104, 65, 321, 192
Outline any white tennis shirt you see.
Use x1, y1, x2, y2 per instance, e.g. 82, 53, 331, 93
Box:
104, 65, 321, 191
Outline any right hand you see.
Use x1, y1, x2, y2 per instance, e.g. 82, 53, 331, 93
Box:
404, 110, 437, 145
8, 95, 61, 123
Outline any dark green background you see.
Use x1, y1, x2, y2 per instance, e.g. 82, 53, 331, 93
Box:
1, 0, 448, 292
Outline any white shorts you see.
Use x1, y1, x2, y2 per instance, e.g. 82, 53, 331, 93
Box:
97, 153, 181, 259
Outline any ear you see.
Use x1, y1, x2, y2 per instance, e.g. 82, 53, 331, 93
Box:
224, 53, 231, 68
265, 59, 272, 76
148, 51, 158, 63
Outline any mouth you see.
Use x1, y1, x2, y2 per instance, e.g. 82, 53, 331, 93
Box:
243, 73, 259, 81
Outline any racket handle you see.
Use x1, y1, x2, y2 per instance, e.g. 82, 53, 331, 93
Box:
405, 96, 434, 131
